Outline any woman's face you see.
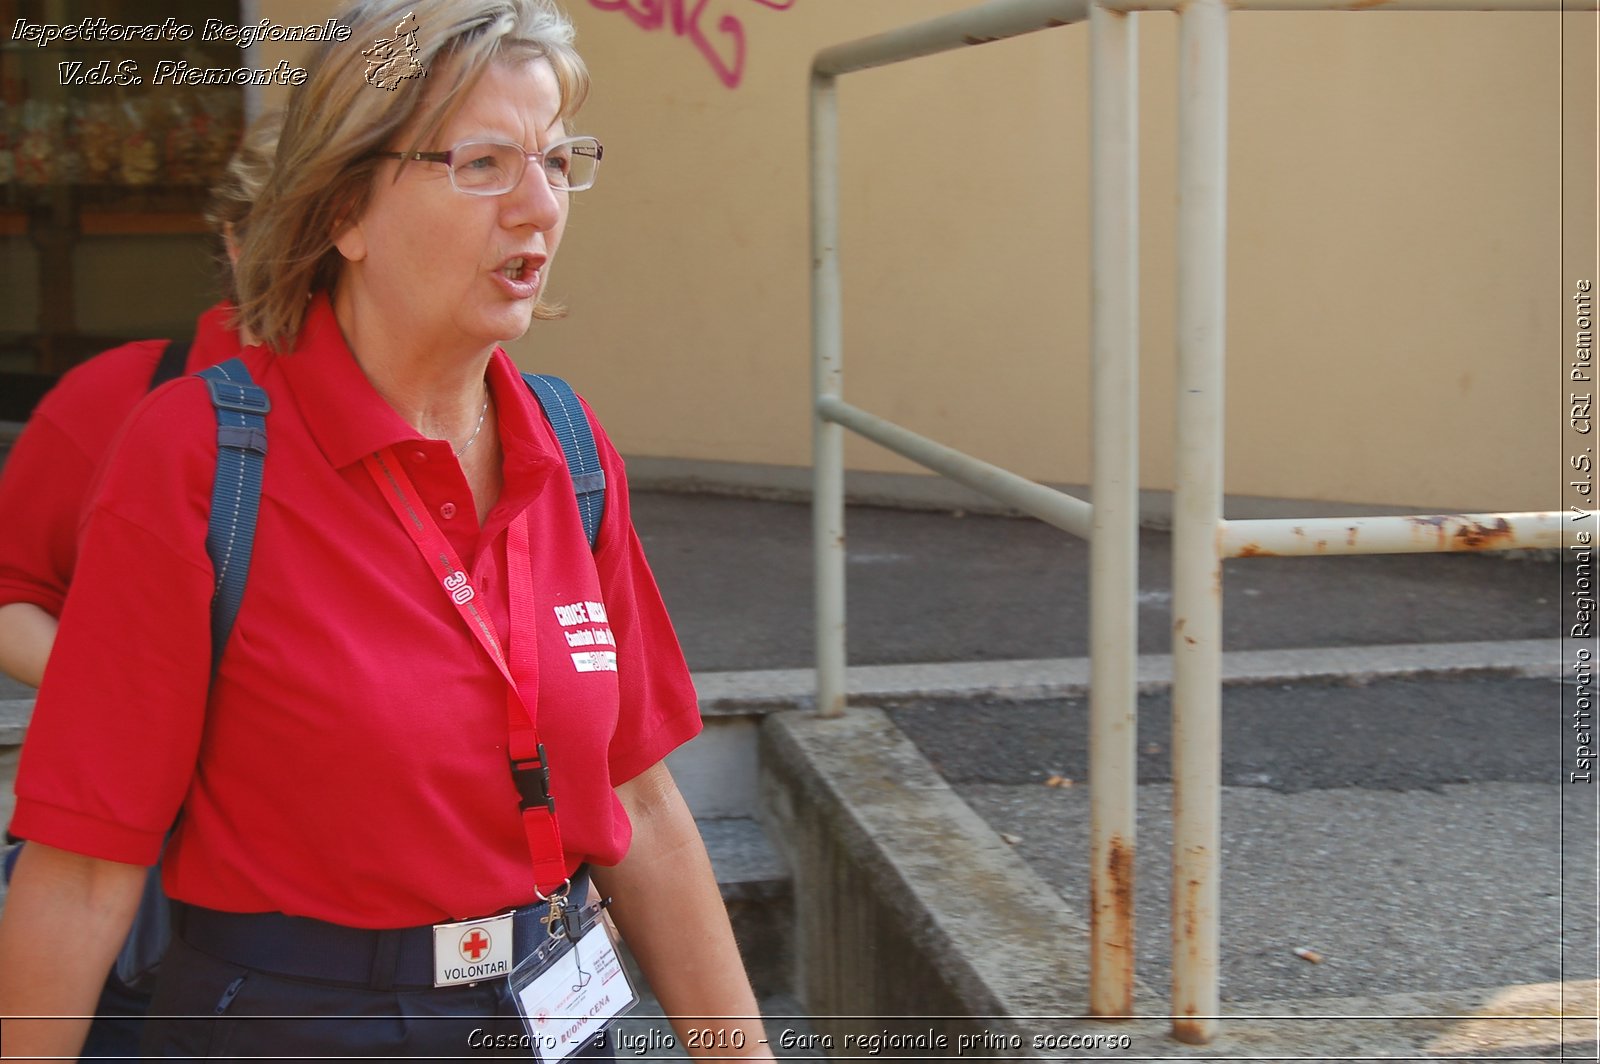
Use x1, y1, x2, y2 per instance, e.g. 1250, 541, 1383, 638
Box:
334, 57, 570, 356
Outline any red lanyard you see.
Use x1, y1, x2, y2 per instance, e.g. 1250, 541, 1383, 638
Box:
363, 447, 568, 890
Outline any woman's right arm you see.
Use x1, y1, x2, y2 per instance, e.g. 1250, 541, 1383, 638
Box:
0, 602, 57, 688
0, 402, 86, 689
0, 842, 146, 1061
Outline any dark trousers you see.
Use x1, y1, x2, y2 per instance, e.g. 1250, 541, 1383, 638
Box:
142, 937, 616, 1060
79, 973, 151, 1062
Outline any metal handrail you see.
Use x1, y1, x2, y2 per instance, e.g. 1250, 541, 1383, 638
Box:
815, 397, 1095, 537
809, 0, 1598, 1045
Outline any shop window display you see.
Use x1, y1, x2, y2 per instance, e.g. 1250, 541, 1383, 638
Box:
0, 0, 245, 423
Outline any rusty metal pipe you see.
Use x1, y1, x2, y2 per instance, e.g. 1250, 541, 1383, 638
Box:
1229, 0, 1593, 9
1088, 0, 1141, 1021
813, 0, 1091, 78
1101, 0, 1594, 10
1222, 511, 1575, 558
1170, 0, 1228, 1044
811, 72, 848, 719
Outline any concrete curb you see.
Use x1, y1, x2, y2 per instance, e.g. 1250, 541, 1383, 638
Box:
757, 703, 1596, 1061
0, 699, 31, 745
696, 639, 1562, 714
1071, 978, 1599, 1060
760, 705, 1103, 1059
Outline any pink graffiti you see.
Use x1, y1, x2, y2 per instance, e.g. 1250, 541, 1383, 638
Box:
589, 0, 796, 89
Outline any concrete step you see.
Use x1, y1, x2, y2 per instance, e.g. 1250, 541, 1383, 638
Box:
615, 815, 815, 1056
699, 816, 793, 1002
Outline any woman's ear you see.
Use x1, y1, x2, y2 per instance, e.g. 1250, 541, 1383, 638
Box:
332, 217, 367, 263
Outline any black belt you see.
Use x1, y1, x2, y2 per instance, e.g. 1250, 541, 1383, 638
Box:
173, 870, 590, 991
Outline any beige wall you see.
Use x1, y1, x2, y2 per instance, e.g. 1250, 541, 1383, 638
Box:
256, 1, 1596, 512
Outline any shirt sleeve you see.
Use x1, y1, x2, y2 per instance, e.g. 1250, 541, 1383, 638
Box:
9, 382, 219, 865
0, 341, 169, 615
0, 408, 98, 615
582, 404, 703, 785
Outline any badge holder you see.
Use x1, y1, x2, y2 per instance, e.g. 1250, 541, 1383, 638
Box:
511, 888, 638, 1063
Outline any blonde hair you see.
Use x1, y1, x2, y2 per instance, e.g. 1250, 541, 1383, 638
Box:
204, 108, 284, 304
233, 0, 589, 351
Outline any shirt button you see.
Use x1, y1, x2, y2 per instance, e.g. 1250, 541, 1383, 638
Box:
410, 450, 427, 464
440, 502, 458, 520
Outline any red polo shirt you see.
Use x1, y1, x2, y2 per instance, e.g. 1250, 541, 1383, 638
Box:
12, 295, 702, 928
0, 303, 240, 616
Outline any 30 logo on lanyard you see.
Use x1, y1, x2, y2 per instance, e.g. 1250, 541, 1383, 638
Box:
444, 570, 475, 605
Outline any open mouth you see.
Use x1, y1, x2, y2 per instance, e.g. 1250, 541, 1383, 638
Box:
500, 256, 531, 281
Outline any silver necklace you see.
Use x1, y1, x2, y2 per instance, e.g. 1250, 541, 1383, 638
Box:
453, 389, 490, 458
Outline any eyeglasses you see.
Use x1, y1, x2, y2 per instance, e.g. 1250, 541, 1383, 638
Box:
375, 135, 604, 195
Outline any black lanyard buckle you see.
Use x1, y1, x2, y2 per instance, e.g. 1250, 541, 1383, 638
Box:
510, 744, 556, 814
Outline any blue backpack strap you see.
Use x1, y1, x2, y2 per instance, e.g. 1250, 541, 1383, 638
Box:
522, 373, 605, 548
197, 358, 269, 672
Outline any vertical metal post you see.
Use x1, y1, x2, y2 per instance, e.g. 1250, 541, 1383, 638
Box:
1170, 0, 1227, 1044
811, 71, 848, 719
1087, 0, 1140, 1020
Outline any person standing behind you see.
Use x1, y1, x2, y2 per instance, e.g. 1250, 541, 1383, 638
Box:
0, 111, 280, 688
0, 112, 280, 1061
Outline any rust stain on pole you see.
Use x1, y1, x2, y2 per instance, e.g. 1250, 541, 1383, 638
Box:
1108, 835, 1135, 934
1410, 514, 1449, 549
1453, 517, 1515, 550
1171, 871, 1210, 1044
1091, 830, 1136, 1017
1172, 843, 1212, 1042
1235, 542, 1274, 557
1181, 877, 1201, 939
1405, 514, 1520, 551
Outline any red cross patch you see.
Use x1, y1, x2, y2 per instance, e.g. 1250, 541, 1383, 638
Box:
460, 927, 492, 962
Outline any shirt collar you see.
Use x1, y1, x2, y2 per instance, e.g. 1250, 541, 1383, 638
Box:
279, 293, 562, 492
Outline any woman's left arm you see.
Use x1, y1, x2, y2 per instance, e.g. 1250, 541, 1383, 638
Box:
591, 761, 776, 1062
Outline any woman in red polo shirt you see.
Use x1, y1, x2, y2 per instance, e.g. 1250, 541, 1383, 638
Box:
0, 1, 770, 1059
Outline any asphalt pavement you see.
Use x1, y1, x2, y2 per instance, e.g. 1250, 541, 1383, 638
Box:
628, 491, 1559, 671
890, 676, 1593, 1004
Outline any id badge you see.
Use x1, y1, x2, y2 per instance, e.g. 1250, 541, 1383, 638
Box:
511, 909, 638, 1063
